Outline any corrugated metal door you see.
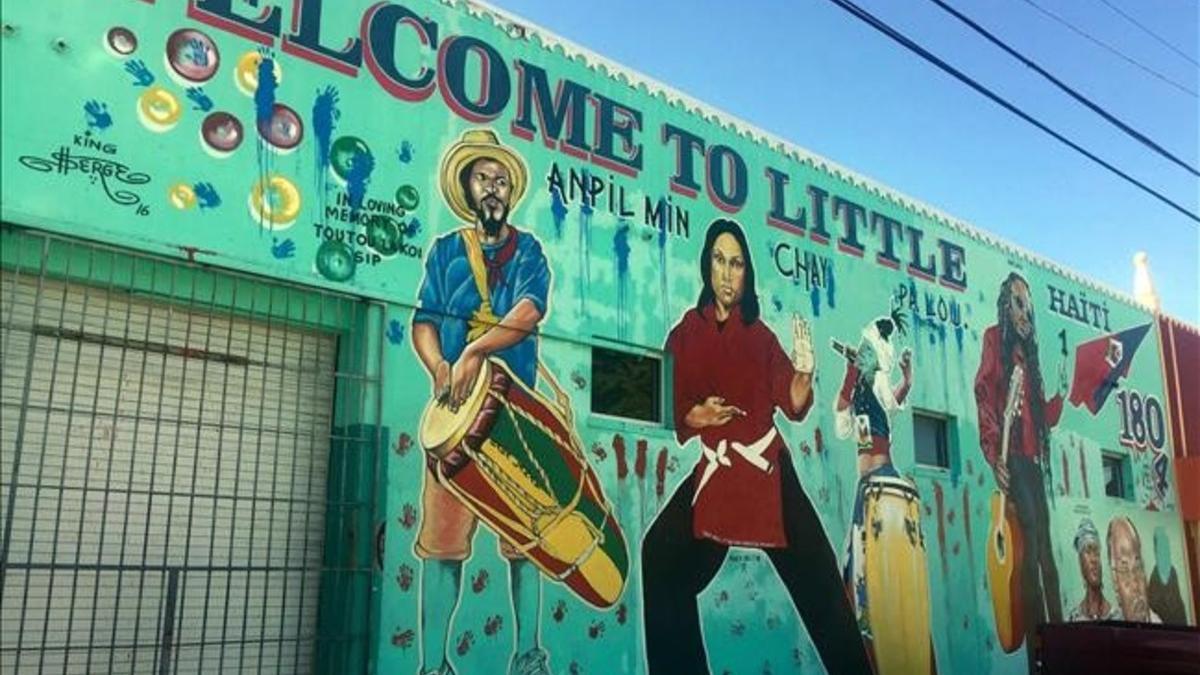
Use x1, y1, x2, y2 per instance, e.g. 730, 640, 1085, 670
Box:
1, 265, 338, 673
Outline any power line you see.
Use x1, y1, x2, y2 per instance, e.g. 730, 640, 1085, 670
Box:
927, 0, 1198, 177
1096, 0, 1198, 68
821, 0, 1200, 224
1018, 0, 1197, 98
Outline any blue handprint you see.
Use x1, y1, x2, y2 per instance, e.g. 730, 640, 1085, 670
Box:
386, 319, 405, 345
185, 87, 214, 112
396, 140, 414, 164
401, 217, 422, 238
124, 59, 155, 87
193, 182, 221, 209
83, 101, 112, 131
187, 37, 210, 67
271, 238, 296, 260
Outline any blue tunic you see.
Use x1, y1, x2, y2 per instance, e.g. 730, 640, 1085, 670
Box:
412, 228, 550, 386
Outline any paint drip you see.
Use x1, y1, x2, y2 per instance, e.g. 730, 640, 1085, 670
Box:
550, 184, 568, 239
614, 221, 631, 338
312, 86, 340, 223
345, 149, 375, 213
613, 434, 628, 480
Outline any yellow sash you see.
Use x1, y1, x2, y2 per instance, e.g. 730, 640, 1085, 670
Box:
461, 228, 502, 342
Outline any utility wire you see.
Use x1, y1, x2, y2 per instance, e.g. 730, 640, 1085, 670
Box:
821, 0, 1200, 224
1096, 0, 1198, 68
1018, 0, 1197, 98
927, 0, 1198, 177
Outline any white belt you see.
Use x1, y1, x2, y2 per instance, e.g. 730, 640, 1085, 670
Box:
692, 427, 778, 505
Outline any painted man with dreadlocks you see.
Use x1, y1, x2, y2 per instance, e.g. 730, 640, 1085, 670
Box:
974, 272, 1067, 665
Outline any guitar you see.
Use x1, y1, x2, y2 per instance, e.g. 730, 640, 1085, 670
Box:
987, 364, 1026, 654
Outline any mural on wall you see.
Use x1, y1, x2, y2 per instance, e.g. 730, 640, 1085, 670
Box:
642, 218, 871, 675
975, 272, 1067, 665
1066, 517, 1118, 621
1, 2, 1194, 674
1147, 525, 1188, 625
832, 309, 937, 675
412, 129, 627, 675
1106, 516, 1160, 623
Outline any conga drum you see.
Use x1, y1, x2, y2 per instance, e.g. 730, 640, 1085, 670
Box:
862, 475, 933, 675
419, 357, 628, 608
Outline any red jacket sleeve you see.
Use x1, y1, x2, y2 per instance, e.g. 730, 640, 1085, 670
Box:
666, 319, 701, 444
974, 328, 1002, 467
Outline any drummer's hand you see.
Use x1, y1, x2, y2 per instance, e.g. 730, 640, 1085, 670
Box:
450, 346, 485, 408
685, 396, 745, 429
433, 360, 451, 403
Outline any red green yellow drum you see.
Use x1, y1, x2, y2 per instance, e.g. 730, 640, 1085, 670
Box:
419, 357, 628, 608
862, 475, 933, 675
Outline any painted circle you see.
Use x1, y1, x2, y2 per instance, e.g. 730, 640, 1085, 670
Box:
395, 185, 420, 211
249, 174, 302, 228
137, 86, 182, 131
165, 29, 219, 83
200, 111, 244, 155
168, 183, 197, 210
233, 50, 282, 95
367, 218, 401, 256
105, 27, 137, 56
316, 240, 356, 282
330, 136, 370, 182
257, 103, 304, 151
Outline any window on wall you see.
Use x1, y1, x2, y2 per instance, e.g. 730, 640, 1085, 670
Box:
590, 346, 663, 424
913, 411, 953, 469
1102, 451, 1133, 500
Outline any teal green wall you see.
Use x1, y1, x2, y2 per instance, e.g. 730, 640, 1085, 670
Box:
1, 2, 1192, 674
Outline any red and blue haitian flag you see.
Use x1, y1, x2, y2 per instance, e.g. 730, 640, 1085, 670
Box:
1068, 323, 1151, 414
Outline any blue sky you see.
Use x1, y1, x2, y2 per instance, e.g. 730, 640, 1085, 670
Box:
491, 0, 1199, 322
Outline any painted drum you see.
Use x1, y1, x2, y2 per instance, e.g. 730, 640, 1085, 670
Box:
104, 27, 137, 57
861, 475, 933, 675
168, 183, 197, 210
164, 29, 219, 84
257, 103, 304, 153
199, 112, 244, 157
419, 358, 629, 608
395, 184, 420, 211
367, 218, 401, 256
330, 136, 371, 183
248, 174, 301, 229
315, 240, 356, 282
137, 86, 182, 132
233, 50, 282, 96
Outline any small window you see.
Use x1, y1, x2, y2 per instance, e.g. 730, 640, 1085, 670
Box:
1102, 451, 1133, 500
590, 346, 662, 423
913, 411, 952, 469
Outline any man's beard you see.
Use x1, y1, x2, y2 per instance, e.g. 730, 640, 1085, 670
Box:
474, 198, 509, 237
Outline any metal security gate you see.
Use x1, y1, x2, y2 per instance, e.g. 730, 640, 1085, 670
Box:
0, 228, 382, 674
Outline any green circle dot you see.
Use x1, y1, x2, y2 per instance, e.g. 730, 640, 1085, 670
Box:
395, 184, 420, 210
316, 240, 356, 282
367, 218, 401, 256
330, 136, 370, 181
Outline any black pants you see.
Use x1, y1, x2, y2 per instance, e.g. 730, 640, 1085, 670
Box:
641, 454, 872, 675
1008, 453, 1062, 666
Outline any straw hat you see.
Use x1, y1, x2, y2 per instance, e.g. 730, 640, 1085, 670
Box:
439, 128, 528, 223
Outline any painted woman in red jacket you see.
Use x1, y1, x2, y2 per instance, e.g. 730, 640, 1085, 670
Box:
641, 218, 871, 675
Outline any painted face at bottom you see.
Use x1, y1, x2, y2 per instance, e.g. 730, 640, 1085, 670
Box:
1109, 522, 1149, 620
1079, 541, 1102, 588
710, 233, 745, 318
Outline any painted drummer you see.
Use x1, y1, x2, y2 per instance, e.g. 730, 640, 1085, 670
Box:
832, 310, 938, 674
411, 129, 552, 675
642, 218, 873, 675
